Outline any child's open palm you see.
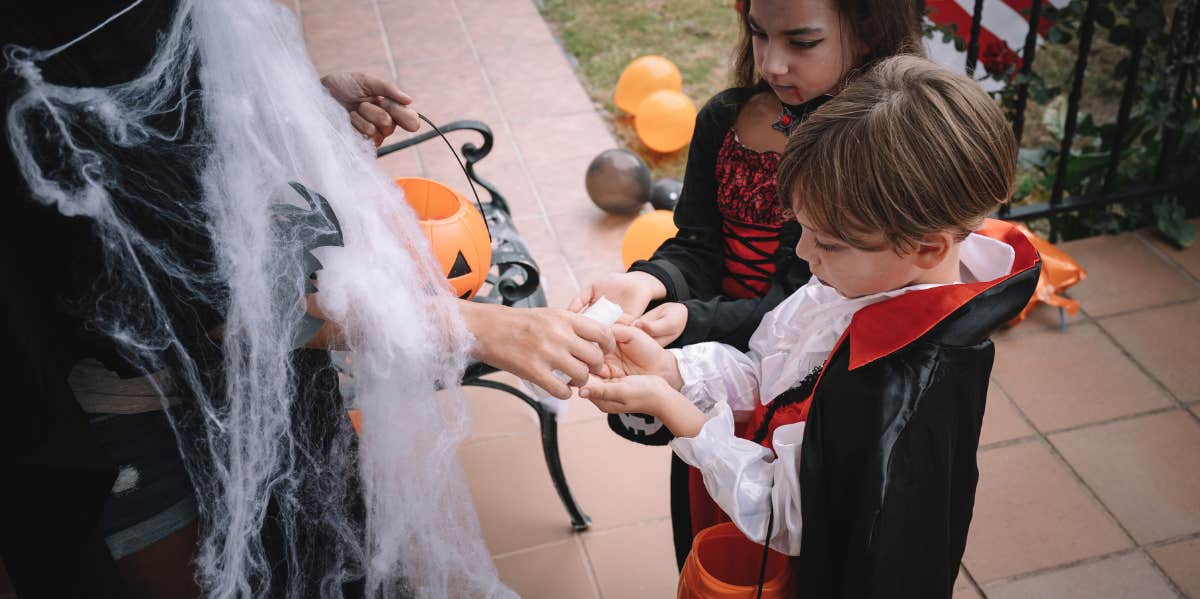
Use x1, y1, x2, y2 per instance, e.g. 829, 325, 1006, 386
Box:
598, 325, 681, 388
580, 374, 674, 415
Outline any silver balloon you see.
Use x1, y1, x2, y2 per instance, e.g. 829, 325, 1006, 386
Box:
585, 149, 651, 215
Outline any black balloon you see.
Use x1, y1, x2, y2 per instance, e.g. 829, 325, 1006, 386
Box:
585, 149, 651, 215
649, 178, 682, 211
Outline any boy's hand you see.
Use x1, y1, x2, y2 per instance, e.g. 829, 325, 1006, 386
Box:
599, 325, 683, 389
569, 271, 667, 318
320, 72, 420, 145
580, 375, 706, 438
579, 374, 675, 416
634, 302, 688, 347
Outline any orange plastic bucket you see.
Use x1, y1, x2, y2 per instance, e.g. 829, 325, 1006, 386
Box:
677, 522, 796, 599
392, 177, 491, 300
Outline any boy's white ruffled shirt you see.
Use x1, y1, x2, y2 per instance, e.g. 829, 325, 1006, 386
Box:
667, 233, 1015, 555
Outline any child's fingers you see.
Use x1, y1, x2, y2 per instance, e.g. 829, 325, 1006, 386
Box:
633, 304, 684, 346
634, 316, 669, 337
579, 377, 634, 404
611, 323, 641, 345
578, 378, 608, 400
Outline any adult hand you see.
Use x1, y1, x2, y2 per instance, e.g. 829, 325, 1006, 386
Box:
460, 301, 616, 399
598, 325, 682, 389
320, 72, 420, 145
568, 271, 667, 319
633, 302, 687, 347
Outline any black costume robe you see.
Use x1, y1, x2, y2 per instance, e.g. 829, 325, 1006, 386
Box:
682, 220, 1040, 597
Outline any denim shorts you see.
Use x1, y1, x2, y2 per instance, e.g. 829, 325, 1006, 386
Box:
88, 410, 198, 560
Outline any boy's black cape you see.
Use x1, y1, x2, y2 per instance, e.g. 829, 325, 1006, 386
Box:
678, 220, 1041, 598
792, 220, 1039, 598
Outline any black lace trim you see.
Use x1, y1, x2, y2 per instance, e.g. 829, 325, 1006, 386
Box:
750, 364, 823, 444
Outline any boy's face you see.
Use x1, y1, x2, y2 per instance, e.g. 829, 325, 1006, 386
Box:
793, 210, 933, 299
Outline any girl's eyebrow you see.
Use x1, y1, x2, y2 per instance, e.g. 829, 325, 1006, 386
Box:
746, 15, 823, 35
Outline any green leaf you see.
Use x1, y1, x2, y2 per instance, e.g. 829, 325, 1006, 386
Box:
1060, 151, 1110, 190
1153, 198, 1197, 249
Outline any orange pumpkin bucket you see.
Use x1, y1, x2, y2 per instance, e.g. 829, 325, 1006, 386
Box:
678, 523, 796, 599
393, 177, 492, 300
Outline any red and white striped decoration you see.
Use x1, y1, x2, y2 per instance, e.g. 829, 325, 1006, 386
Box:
924, 0, 1070, 90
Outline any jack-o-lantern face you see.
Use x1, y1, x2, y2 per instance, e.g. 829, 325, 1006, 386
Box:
394, 177, 492, 300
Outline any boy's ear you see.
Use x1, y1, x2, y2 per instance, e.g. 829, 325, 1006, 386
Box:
912, 231, 955, 270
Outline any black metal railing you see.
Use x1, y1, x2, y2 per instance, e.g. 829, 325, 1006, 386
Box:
937, 0, 1198, 224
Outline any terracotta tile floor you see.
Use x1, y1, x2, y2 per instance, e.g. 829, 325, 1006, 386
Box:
296, 1, 1200, 596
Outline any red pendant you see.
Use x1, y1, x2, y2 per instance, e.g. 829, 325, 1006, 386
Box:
779, 114, 792, 127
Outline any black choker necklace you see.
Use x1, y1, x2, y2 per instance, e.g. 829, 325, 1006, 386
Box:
771, 95, 833, 136
771, 104, 803, 136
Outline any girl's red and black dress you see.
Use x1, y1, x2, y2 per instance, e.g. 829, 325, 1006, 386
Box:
627, 87, 828, 349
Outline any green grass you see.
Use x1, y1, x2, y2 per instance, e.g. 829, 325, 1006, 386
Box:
539, 0, 742, 180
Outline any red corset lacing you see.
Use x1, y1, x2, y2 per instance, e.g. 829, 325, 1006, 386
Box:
713, 129, 792, 299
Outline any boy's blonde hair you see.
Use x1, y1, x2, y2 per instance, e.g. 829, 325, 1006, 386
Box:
777, 55, 1017, 252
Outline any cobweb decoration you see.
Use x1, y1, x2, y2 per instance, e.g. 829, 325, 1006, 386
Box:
5, 0, 513, 596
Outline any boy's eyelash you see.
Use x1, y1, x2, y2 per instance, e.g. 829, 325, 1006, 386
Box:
815, 241, 843, 251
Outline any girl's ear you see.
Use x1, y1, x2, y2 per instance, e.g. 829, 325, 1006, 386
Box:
911, 231, 954, 270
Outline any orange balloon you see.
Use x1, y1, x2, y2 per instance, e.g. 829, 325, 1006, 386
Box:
621, 210, 678, 269
614, 55, 682, 114
635, 90, 697, 153
394, 177, 492, 300
1007, 222, 1087, 327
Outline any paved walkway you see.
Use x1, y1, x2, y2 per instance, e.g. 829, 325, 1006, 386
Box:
297, 1, 1200, 597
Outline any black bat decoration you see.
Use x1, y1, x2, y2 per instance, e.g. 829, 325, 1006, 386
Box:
271, 181, 344, 348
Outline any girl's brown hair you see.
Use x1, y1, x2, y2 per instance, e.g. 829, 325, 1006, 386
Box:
733, 0, 925, 89
776, 55, 1017, 251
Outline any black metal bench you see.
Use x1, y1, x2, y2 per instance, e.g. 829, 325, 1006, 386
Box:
372, 121, 592, 531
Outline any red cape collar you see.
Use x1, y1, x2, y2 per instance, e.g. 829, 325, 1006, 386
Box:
844, 219, 1041, 371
